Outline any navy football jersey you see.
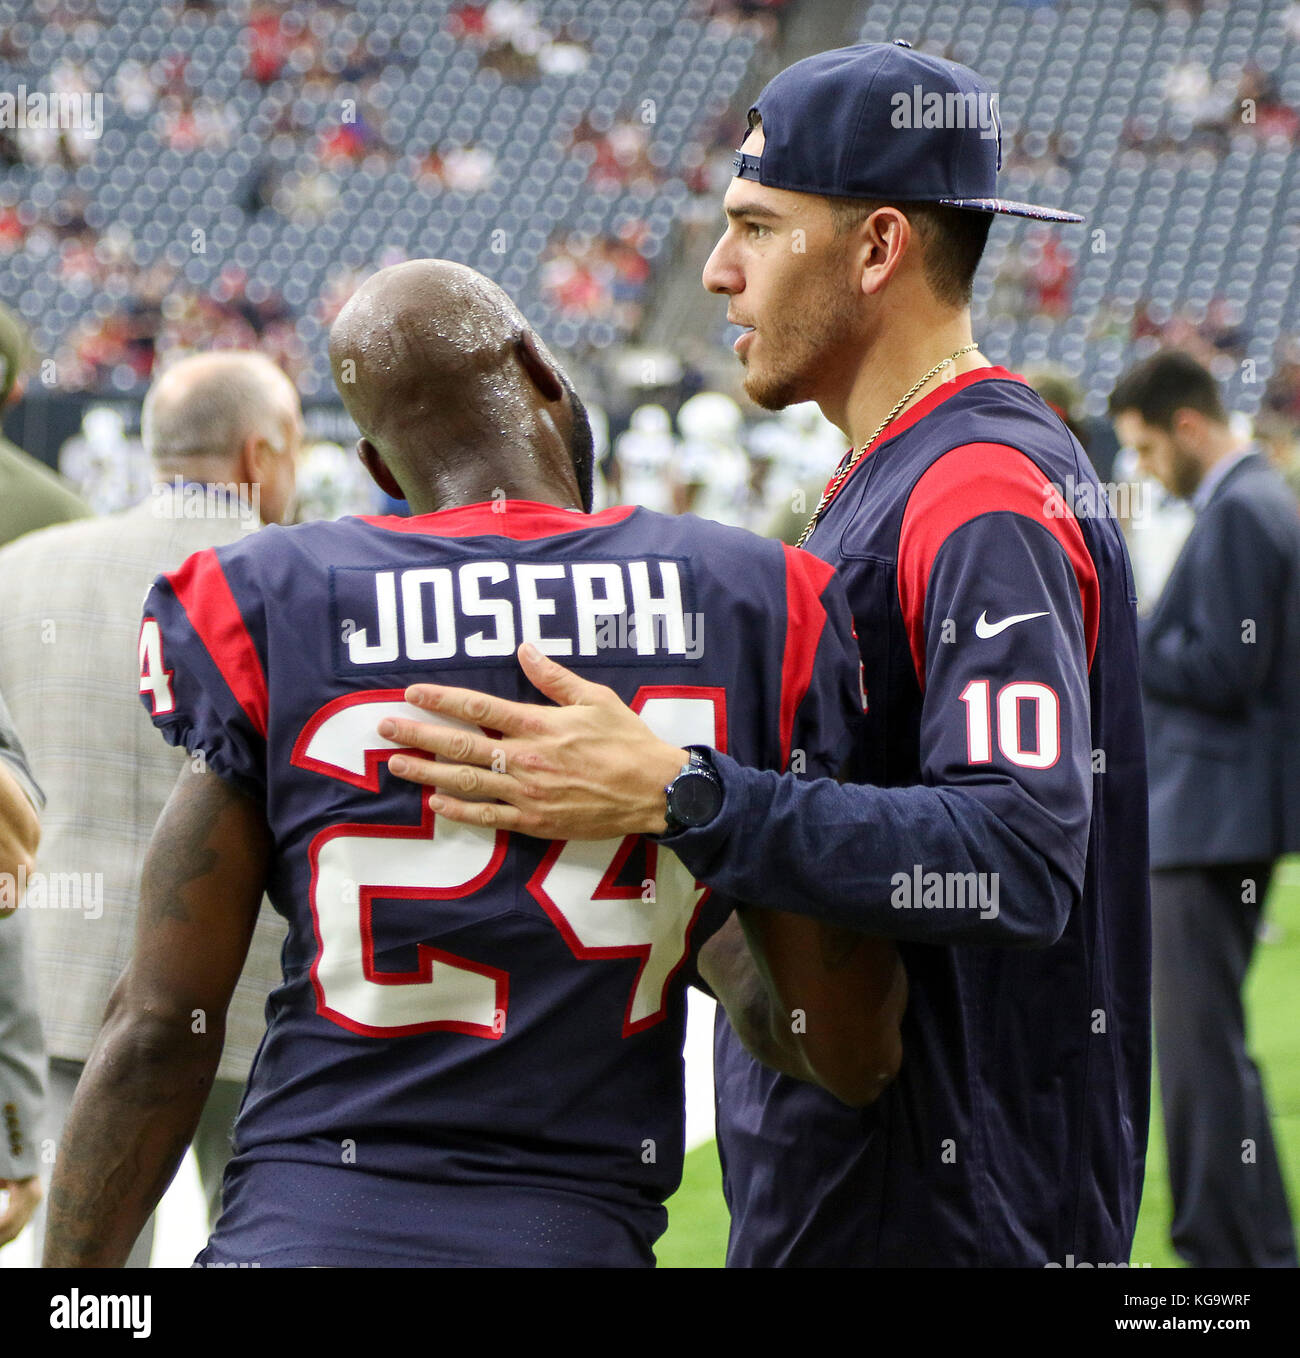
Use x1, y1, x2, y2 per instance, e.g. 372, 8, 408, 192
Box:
139, 499, 861, 1267
663, 367, 1151, 1266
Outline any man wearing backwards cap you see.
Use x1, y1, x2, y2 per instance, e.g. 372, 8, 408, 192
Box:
385, 42, 1151, 1267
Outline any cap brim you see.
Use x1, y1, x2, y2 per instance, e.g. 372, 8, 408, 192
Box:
939, 196, 1084, 223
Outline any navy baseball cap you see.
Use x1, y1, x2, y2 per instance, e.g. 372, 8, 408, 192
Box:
733, 40, 1083, 223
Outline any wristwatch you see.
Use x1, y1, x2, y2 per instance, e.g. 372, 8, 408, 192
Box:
662, 746, 724, 833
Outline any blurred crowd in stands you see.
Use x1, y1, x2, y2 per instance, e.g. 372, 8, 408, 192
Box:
1118, 58, 1300, 154
0, 0, 783, 398
4, 0, 1294, 415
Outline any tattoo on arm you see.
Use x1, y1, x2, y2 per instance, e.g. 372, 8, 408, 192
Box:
138, 772, 234, 925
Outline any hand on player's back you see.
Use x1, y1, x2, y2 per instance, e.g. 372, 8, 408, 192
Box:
382, 642, 687, 841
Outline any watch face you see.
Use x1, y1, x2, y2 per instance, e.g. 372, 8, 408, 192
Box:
670, 770, 722, 827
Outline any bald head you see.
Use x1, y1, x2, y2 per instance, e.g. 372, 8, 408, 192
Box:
331, 259, 523, 410
143, 351, 299, 463
328, 259, 593, 514
142, 351, 302, 523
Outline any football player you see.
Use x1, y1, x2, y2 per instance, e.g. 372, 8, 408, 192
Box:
43, 261, 905, 1268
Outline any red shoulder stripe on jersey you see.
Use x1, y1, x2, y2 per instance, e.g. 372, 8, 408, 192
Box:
820, 366, 1026, 513
358, 501, 637, 540
166, 548, 269, 739
779, 544, 836, 768
897, 442, 1100, 689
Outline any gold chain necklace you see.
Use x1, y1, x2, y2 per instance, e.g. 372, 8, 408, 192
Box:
794, 343, 979, 548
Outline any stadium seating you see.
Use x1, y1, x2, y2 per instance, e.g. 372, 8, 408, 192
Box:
0, 0, 758, 395
856, 0, 1300, 417
2, 0, 1297, 421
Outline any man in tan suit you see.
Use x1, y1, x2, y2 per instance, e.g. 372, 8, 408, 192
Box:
0, 689, 44, 1250
0, 351, 297, 1266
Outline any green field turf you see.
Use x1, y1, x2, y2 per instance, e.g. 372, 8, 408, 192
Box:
656, 861, 1300, 1268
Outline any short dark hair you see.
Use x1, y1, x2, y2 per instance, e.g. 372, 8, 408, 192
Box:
1108, 350, 1228, 430
823, 196, 992, 309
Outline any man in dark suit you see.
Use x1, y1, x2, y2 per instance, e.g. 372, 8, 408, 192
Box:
1111, 350, 1300, 1268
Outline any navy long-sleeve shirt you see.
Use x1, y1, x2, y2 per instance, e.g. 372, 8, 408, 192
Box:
664, 368, 1151, 1267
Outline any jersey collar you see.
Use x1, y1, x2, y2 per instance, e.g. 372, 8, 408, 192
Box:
820, 365, 1026, 515
358, 500, 637, 540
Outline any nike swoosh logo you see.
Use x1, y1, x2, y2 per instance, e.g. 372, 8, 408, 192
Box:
975, 609, 1049, 639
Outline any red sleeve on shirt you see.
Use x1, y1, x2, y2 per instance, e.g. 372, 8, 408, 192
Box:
896, 442, 1100, 689
165, 547, 269, 739
778, 543, 835, 768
